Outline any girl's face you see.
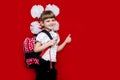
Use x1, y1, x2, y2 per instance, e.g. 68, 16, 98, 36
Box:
42, 18, 56, 31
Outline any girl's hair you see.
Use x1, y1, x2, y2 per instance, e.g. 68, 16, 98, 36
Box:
39, 10, 55, 22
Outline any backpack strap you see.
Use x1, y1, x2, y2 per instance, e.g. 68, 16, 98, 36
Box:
41, 30, 53, 40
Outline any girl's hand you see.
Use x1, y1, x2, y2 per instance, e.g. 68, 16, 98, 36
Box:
47, 39, 57, 46
64, 34, 72, 44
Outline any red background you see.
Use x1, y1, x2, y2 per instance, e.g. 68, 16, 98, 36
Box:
0, 0, 120, 80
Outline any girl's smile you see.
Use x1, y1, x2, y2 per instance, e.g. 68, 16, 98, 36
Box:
42, 18, 56, 31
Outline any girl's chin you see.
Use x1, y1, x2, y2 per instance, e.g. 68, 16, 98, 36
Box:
45, 28, 54, 31
48, 27, 54, 30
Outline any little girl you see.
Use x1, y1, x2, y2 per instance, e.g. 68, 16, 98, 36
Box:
34, 10, 71, 80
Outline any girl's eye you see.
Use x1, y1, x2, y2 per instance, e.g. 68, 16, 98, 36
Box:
45, 18, 55, 22
46, 20, 50, 22
52, 19, 55, 21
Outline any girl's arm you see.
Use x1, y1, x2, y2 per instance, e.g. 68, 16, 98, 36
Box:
34, 39, 57, 52
57, 34, 71, 52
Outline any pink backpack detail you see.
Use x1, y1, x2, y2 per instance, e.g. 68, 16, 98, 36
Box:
24, 37, 35, 53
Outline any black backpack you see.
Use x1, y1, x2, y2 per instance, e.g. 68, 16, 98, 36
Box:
23, 30, 53, 68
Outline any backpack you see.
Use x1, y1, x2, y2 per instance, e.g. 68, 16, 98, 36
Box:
23, 30, 53, 68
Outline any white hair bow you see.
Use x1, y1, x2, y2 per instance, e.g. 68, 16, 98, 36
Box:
31, 4, 60, 19
45, 4, 60, 16
31, 5, 44, 19
30, 4, 60, 34
30, 21, 42, 34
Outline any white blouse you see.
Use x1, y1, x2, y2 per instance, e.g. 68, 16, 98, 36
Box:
36, 30, 60, 62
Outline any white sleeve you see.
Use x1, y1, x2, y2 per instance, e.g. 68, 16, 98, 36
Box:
36, 33, 46, 44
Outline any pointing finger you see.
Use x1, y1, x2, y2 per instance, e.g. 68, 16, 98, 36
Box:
68, 34, 71, 37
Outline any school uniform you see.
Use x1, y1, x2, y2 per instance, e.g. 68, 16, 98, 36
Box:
35, 30, 60, 80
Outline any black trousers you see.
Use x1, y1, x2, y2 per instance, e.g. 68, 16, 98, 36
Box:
34, 58, 57, 80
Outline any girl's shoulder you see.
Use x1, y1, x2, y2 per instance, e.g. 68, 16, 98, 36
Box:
55, 31, 60, 36
50, 31, 59, 34
50, 31, 59, 36
36, 32, 47, 38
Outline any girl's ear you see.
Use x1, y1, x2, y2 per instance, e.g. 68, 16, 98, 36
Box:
40, 21, 44, 26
